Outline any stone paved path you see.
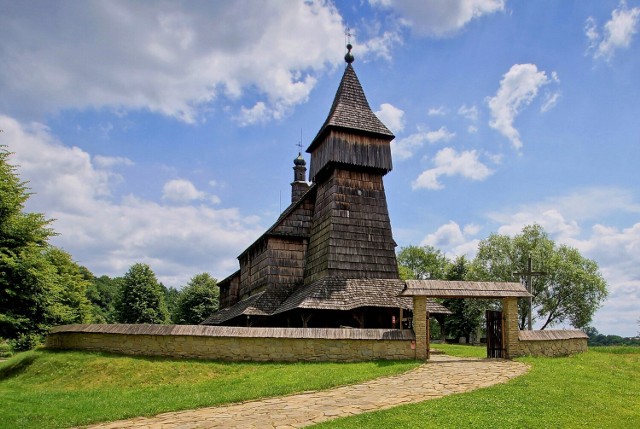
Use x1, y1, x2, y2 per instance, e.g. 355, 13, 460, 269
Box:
86, 355, 529, 429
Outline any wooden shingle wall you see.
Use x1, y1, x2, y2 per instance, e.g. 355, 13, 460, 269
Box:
304, 175, 334, 284
218, 273, 240, 309
272, 198, 314, 236
266, 238, 307, 287
309, 130, 392, 181
305, 168, 398, 285
239, 239, 269, 299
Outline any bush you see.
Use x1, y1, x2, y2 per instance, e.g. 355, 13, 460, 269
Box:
0, 339, 12, 358
9, 333, 43, 352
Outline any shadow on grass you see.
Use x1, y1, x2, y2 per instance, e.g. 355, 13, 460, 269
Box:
0, 351, 37, 380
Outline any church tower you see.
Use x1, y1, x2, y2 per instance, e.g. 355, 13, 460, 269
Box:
291, 152, 309, 203
303, 44, 399, 284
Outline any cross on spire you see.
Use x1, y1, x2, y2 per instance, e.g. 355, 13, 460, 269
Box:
344, 28, 354, 64
513, 256, 547, 330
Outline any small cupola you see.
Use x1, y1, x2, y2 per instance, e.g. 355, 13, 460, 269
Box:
291, 152, 309, 203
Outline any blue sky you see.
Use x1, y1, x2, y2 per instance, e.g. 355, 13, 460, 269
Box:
1, 1, 638, 336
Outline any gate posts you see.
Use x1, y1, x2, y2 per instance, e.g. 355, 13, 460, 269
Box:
502, 297, 520, 359
413, 296, 428, 360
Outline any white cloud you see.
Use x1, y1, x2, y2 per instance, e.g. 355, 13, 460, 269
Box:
359, 30, 404, 62
391, 126, 456, 160
370, 0, 505, 37
458, 104, 480, 133
375, 103, 406, 133
237, 102, 270, 126
93, 155, 134, 168
540, 91, 561, 113
493, 209, 581, 241
412, 147, 493, 190
0, 1, 345, 123
162, 179, 207, 204
420, 220, 481, 259
586, 1, 640, 61
1, 114, 263, 286
426, 127, 457, 143
457, 104, 479, 122
487, 64, 556, 150
487, 187, 640, 241
428, 106, 447, 116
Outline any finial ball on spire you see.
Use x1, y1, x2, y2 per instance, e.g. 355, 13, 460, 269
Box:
344, 43, 354, 64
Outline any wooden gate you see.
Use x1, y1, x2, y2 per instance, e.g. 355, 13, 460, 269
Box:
486, 310, 503, 358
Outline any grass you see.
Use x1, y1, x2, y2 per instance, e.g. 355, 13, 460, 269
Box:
431, 343, 486, 358
0, 350, 419, 429
2, 345, 638, 428
312, 345, 640, 429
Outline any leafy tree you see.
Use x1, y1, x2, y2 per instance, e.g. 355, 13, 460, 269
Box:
44, 247, 93, 326
1, 148, 92, 349
396, 248, 489, 342
116, 263, 169, 324
173, 273, 219, 325
584, 326, 640, 346
397, 245, 448, 280
163, 284, 180, 322
469, 224, 608, 330
441, 255, 490, 341
86, 275, 122, 323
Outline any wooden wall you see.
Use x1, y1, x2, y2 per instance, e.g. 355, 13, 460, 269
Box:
305, 168, 399, 285
309, 130, 392, 181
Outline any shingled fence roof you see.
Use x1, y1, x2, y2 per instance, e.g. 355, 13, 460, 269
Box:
50, 324, 415, 340
401, 280, 531, 298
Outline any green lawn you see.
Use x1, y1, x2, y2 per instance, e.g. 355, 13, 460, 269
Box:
312, 345, 640, 429
0, 350, 420, 429
2, 346, 638, 429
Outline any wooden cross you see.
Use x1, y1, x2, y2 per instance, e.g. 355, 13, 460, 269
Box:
513, 256, 547, 330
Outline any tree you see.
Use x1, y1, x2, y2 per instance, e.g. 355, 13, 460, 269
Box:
1, 148, 95, 349
86, 275, 122, 323
173, 273, 219, 325
397, 245, 449, 280
43, 247, 93, 326
469, 224, 608, 330
396, 248, 489, 342
440, 255, 490, 341
163, 285, 180, 322
117, 263, 169, 324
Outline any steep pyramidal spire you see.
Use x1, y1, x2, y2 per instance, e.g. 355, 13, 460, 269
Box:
303, 43, 399, 284
306, 45, 395, 182
307, 50, 393, 156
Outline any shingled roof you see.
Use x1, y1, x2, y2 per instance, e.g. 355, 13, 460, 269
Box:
307, 64, 393, 153
201, 292, 265, 325
201, 283, 296, 325
401, 280, 531, 298
273, 278, 408, 314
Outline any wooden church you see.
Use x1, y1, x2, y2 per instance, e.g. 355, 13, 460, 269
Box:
202, 45, 450, 329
